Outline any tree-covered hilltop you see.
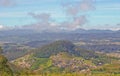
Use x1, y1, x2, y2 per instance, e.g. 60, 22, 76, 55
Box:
0, 47, 13, 76
33, 40, 75, 58
33, 40, 111, 65
33, 40, 98, 59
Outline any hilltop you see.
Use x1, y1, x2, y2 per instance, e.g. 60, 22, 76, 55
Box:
11, 40, 120, 76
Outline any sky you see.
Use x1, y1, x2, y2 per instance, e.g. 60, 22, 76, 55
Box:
0, 0, 120, 31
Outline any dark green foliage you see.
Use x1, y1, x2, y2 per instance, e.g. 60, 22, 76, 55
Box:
34, 40, 75, 58
74, 47, 98, 59
31, 58, 50, 70
0, 47, 13, 76
33, 40, 98, 59
0, 55, 13, 76
0, 46, 3, 54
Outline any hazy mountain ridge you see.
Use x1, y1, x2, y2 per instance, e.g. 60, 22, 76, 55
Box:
0, 29, 119, 43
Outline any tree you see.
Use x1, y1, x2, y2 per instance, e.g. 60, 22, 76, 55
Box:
0, 46, 13, 76
0, 46, 2, 54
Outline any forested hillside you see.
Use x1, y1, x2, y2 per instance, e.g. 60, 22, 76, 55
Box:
11, 41, 120, 76
0, 47, 13, 76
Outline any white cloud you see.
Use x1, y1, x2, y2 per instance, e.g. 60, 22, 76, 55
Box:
109, 28, 120, 31
0, 25, 4, 29
21, 0, 95, 32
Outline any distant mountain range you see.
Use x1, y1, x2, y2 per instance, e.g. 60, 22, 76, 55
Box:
0, 29, 119, 43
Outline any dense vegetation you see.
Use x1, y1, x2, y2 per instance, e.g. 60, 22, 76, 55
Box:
34, 40, 75, 58
0, 47, 13, 76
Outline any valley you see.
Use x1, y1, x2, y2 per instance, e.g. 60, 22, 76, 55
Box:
0, 30, 120, 76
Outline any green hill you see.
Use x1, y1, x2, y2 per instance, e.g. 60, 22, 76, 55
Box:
33, 40, 98, 59
11, 40, 120, 76
33, 40, 75, 58
0, 55, 13, 76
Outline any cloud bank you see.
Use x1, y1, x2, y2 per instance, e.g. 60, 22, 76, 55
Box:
0, 0, 95, 31
20, 0, 96, 32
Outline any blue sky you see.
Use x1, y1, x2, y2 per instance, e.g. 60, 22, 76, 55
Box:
0, 0, 120, 30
